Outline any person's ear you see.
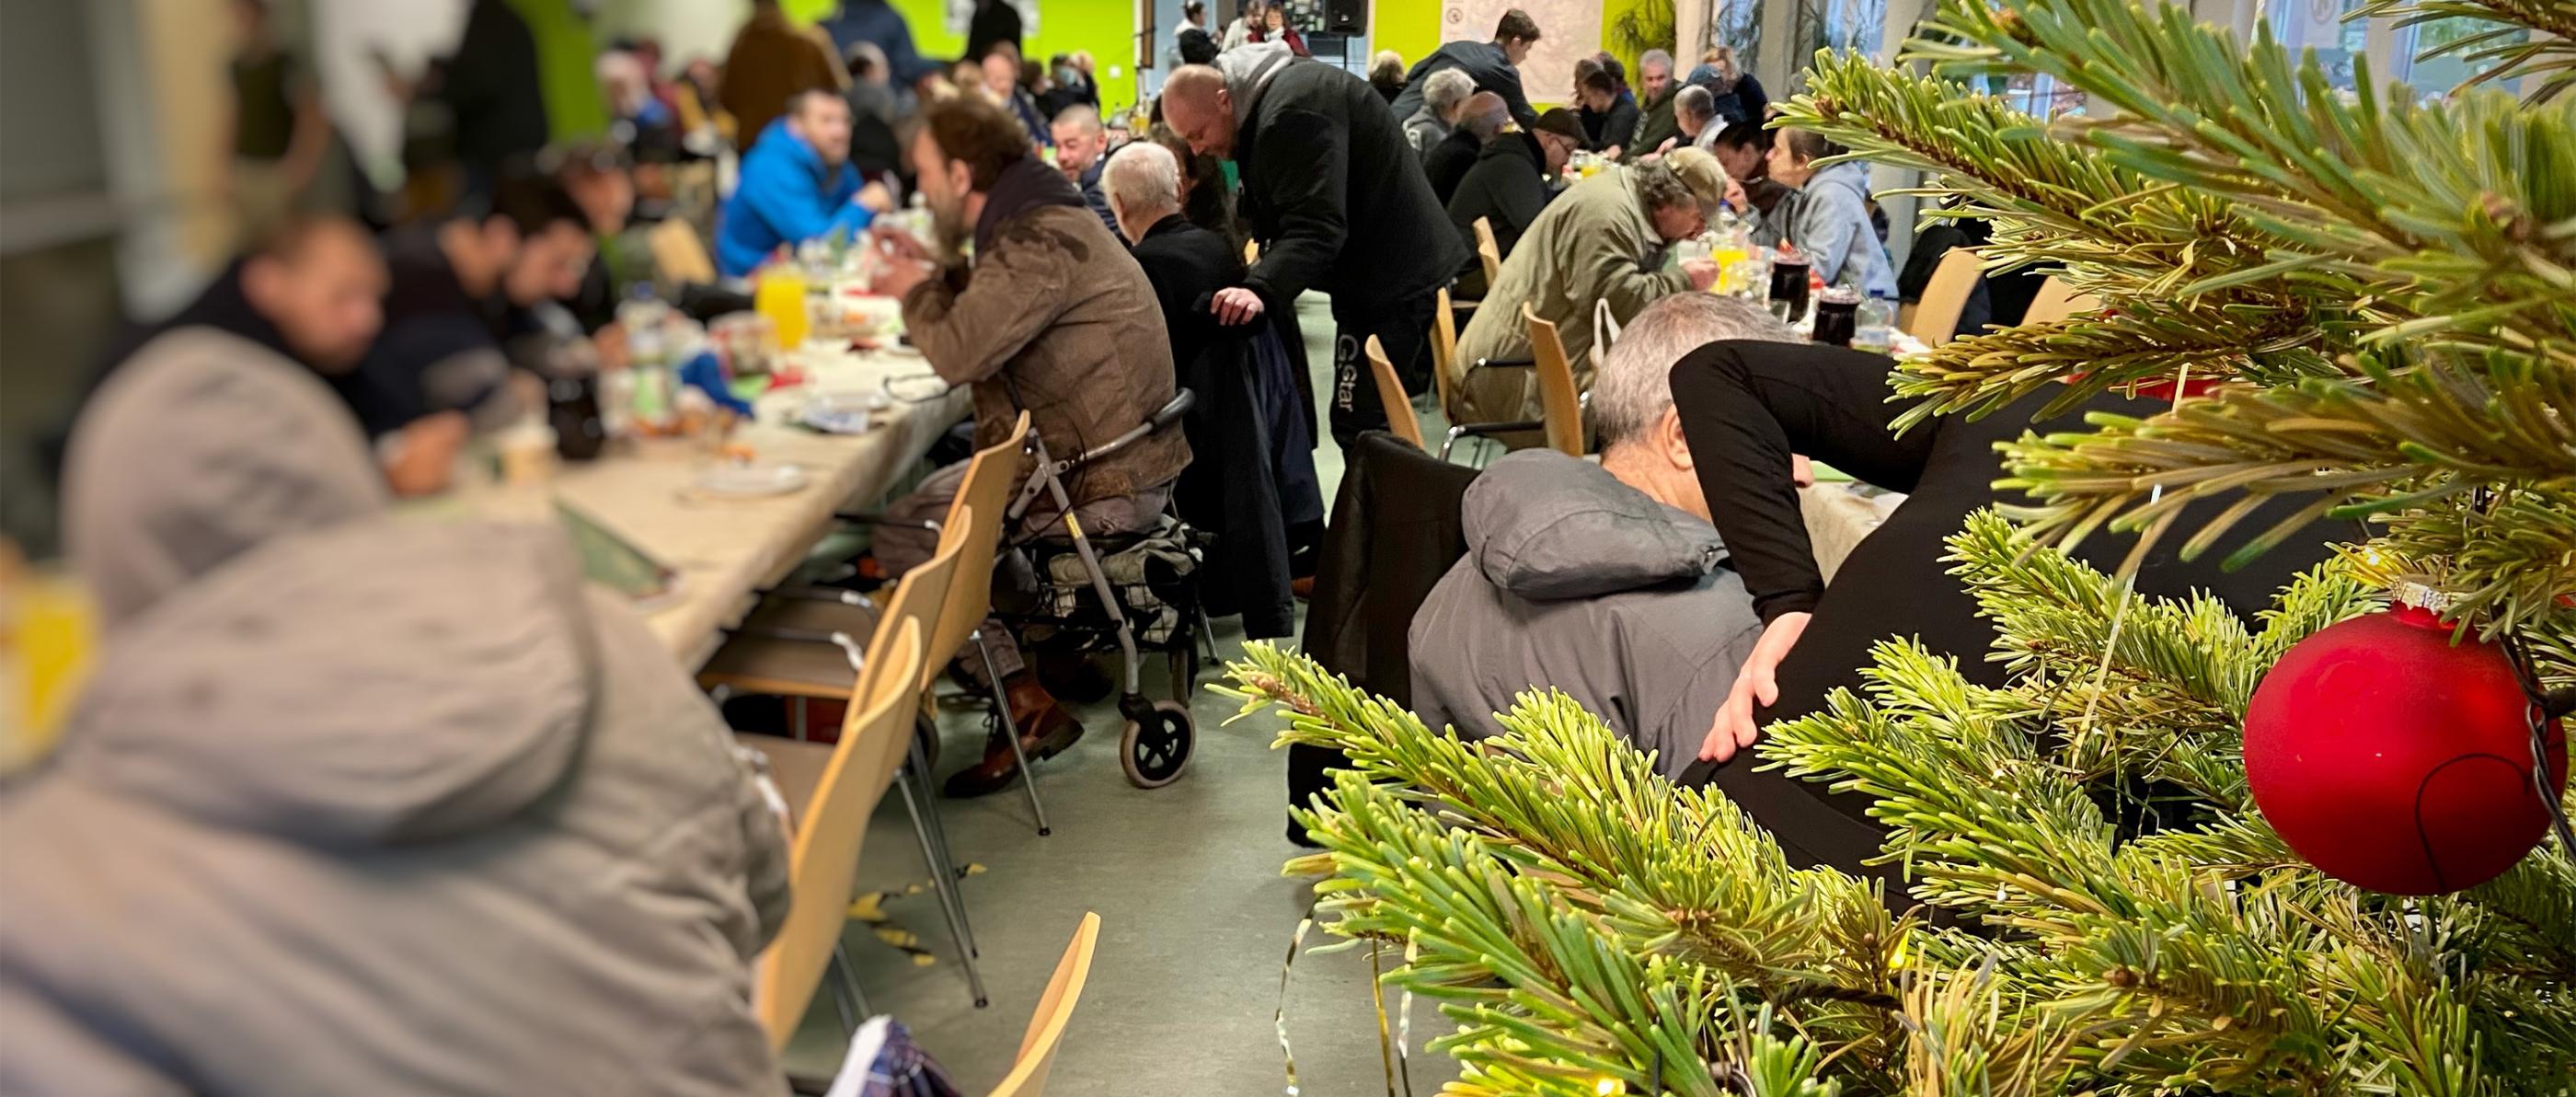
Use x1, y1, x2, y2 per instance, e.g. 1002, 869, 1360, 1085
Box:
1658, 407, 1694, 471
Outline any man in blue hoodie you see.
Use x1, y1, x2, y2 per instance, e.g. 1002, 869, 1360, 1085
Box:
716, 90, 891, 277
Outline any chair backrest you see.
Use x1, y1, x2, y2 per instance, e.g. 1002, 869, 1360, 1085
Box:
1472, 218, 1502, 290
650, 218, 718, 285
1520, 304, 1585, 457
1429, 287, 1460, 417
1906, 247, 1983, 346
929, 414, 1032, 690
987, 912, 1103, 1097
1363, 335, 1426, 449
751, 615, 929, 1048
2021, 276, 2100, 324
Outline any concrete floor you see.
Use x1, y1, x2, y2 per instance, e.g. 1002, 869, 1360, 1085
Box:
780, 294, 1471, 1094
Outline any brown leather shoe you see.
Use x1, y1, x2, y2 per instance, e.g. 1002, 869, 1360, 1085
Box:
942, 676, 1086, 798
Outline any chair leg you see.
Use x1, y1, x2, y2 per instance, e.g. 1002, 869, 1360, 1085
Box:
896, 762, 989, 1008
831, 941, 873, 1022
823, 943, 861, 1035
905, 735, 980, 957
973, 629, 1052, 837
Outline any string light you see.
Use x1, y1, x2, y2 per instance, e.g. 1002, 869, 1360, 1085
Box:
1593, 1077, 1626, 1096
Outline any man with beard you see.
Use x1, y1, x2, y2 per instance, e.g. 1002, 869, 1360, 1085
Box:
1161, 52, 1467, 445
1622, 49, 1681, 163
717, 90, 891, 277
863, 94, 1190, 798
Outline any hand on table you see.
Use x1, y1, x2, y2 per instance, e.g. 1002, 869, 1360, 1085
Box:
1212, 286, 1266, 326
385, 411, 471, 498
1681, 258, 1721, 292
1701, 611, 1810, 764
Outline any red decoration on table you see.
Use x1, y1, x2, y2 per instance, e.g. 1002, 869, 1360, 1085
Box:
2243, 605, 2568, 895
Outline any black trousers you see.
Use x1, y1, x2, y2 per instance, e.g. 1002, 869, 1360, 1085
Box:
1326, 291, 1439, 449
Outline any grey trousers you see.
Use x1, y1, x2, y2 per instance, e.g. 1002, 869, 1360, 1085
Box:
873, 459, 1168, 687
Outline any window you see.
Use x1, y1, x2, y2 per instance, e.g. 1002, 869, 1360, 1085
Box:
1709, 0, 1764, 85
2270, 0, 2371, 93
1789, 0, 1888, 89
2397, 15, 2528, 98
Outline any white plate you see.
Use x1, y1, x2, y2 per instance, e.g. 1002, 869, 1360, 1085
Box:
696, 463, 809, 498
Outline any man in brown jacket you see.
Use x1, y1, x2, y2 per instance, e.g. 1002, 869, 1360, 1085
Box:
721, 0, 847, 151
870, 93, 1191, 797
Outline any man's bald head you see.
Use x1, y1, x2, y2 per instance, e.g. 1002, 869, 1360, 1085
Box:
1158, 65, 1239, 159
1460, 92, 1511, 142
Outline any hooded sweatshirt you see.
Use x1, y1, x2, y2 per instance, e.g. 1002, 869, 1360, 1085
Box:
1754, 158, 1898, 297
6, 330, 791, 1096
1408, 450, 1764, 778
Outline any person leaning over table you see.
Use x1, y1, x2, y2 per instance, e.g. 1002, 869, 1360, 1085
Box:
1387, 6, 1542, 130
1426, 90, 1508, 207
1749, 126, 1897, 295
1443, 107, 1586, 297
13, 301, 791, 1095
1450, 150, 1725, 435
863, 92, 1190, 799
1409, 294, 1795, 778
1161, 50, 1468, 447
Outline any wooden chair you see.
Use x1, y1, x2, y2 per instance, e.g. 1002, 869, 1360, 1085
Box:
2022, 276, 2100, 324
1905, 247, 1983, 346
1363, 335, 1427, 449
987, 912, 1103, 1097
926, 414, 1053, 836
1428, 286, 1462, 419
650, 218, 718, 286
1521, 304, 1587, 457
1472, 217, 1503, 291
745, 618, 926, 1050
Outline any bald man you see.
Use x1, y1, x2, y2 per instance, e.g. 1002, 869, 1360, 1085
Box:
1161, 52, 1467, 445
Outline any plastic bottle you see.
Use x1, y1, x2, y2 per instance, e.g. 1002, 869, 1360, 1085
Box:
1853, 291, 1897, 354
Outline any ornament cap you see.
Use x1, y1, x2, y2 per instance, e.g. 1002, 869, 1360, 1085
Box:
2391, 582, 2460, 619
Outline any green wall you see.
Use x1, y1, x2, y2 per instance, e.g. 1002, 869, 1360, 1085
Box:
875, 0, 1144, 114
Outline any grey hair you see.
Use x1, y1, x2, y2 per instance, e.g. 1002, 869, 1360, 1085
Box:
1052, 103, 1104, 134
1422, 67, 1476, 115
1628, 161, 1696, 215
1593, 294, 1797, 448
1102, 140, 1181, 224
1460, 92, 1511, 141
1639, 48, 1673, 75
1675, 85, 1716, 125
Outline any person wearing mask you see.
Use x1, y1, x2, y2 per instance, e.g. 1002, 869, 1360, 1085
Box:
1222, 0, 1264, 51
1620, 49, 1680, 163
1706, 120, 1789, 216
1577, 65, 1639, 157
342, 172, 597, 495
863, 94, 1190, 797
1687, 45, 1769, 130
1411, 294, 1787, 776
1404, 67, 1477, 159
1425, 91, 1506, 205
1051, 104, 1120, 232
1444, 108, 1586, 295
716, 90, 892, 278
720, 0, 847, 150
1389, 8, 1542, 129
21, 319, 791, 1097
1162, 52, 1468, 445
983, 45, 1052, 146
1369, 49, 1408, 103
1451, 152, 1725, 432
1755, 127, 1897, 296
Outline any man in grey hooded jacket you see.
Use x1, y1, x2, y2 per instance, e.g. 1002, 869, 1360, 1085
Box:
3, 328, 791, 1095
1409, 294, 1795, 778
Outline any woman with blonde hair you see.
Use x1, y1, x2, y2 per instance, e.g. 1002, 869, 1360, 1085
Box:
1687, 43, 1769, 129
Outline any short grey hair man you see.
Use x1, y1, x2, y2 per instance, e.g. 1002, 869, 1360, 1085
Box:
1100, 140, 1181, 243
1593, 294, 1797, 451
1458, 90, 1512, 143
1675, 85, 1718, 141
1423, 67, 1476, 120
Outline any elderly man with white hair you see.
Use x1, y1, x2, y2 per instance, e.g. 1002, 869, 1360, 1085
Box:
1103, 141, 1238, 375
1409, 294, 1799, 779
1404, 67, 1477, 158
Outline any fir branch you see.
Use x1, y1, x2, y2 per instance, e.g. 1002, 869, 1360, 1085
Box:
2350, 0, 2576, 101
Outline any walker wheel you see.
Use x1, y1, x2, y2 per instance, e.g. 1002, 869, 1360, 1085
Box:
1121, 700, 1194, 789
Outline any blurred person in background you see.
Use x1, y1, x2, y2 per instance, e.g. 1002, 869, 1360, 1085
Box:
1578, 64, 1639, 156
718, 91, 892, 278
1755, 127, 1897, 295
390, 0, 548, 202
341, 171, 597, 496
983, 45, 1051, 146
1163, 53, 1466, 446
822, 0, 935, 90
1169, 1, 1212, 70
97, 216, 388, 414
224, 0, 332, 243
559, 144, 651, 335
1389, 8, 1541, 129
1177, 26, 1220, 66
1263, 5, 1310, 57
1622, 49, 1680, 163
1052, 105, 1120, 232
1369, 49, 1407, 103
13, 300, 790, 1095
1425, 91, 1506, 205
965, 0, 1029, 63
595, 48, 677, 158
721, 0, 847, 151
1452, 152, 1726, 430
1445, 108, 1586, 294
841, 41, 911, 181
1707, 121, 1788, 216
1403, 67, 1476, 159
1221, 0, 1264, 51
863, 94, 1188, 797
1686, 45, 1768, 130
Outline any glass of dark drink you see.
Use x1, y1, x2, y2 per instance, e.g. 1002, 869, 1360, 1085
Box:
1767, 253, 1812, 322
1811, 285, 1862, 346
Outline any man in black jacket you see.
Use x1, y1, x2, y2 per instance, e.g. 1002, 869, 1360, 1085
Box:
1386, 8, 1542, 130
1163, 52, 1470, 445
1444, 108, 1583, 297
1426, 91, 1506, 206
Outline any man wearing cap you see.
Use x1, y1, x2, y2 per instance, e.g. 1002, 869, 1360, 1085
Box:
1444, 108, 1586, 297
1451, 148, 1726, 435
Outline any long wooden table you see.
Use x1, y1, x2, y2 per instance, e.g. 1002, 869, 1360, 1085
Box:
470, 348, 972, 668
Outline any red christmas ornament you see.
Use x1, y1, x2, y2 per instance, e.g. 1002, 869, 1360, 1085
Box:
2243, 605, 2567, 895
